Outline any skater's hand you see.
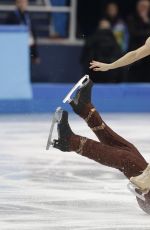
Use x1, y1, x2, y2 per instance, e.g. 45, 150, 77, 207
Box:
89, 61, 112, 72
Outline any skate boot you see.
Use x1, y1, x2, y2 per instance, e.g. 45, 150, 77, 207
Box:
130, 164, 150, 192
46, 107, 74, 151
128, 164, 150, 201
63, 75, 93, 116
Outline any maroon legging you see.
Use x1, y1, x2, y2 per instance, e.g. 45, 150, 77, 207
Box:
69, 103, 150, 214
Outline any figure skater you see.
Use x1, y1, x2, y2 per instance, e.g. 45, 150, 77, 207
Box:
47, 76, 150, 214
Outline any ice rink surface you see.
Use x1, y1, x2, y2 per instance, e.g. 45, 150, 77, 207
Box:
1, 113, 150, 230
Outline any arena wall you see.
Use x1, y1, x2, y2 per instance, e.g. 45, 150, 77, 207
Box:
0, 84, 150, 113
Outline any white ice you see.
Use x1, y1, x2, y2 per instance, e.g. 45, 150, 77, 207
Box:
0, 113, 150, 230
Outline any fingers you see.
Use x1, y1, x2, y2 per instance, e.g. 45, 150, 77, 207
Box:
93, 68, 101, 71
89, 64, 98, 69
89, 60, 102, 69
90, 60, 100, 66
89, 60, 107, 72
91, 60, 99, 64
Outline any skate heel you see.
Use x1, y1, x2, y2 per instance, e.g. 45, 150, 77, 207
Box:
127, 182, 149, 201
46, 107, 63, 150
52, 139, 69, 152
63, 75, 90, 103
52, 139, 61, 149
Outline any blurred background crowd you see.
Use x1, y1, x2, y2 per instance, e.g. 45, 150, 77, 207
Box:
0, 0, 150, 83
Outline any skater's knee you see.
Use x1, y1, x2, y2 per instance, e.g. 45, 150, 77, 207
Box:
127, 143, 139, 152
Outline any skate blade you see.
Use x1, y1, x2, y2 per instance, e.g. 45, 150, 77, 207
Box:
46, 107, 63, 150
127, 182, 149, 201
63, 75, 90, 104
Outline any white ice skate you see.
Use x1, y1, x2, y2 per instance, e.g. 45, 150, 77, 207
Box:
46, 107, 63, 150
127, 164, 150, 201
63, 75, 90, 103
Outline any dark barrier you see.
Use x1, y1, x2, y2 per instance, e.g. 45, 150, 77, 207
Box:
32, 45, 82, 83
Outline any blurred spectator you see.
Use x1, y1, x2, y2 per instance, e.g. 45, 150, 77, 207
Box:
128, 0, 150, 82
128, 0, 150, 49
77, 0, 101, 37
50, 0, 68, 38
103, 2, 129, 52
81, 19, 123, 83
6, 0, 40, 64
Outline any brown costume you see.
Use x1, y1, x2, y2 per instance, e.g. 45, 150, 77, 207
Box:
68, 102, 150, 214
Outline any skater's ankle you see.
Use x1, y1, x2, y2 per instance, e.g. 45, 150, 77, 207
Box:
70, 101, 94, 119
69, 135, 83, 152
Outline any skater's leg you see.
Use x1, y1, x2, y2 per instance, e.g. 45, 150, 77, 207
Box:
51, 109, 147, 179
67, 78, 140, 151
54, 131, 147, 179
67, 79, 145, 161
50, 107, 148, 178
50, 110, 147, 178
71, 101, 144, 155
67, 78, 135, 149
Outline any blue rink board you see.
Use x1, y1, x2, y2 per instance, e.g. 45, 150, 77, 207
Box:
1, 83, 150, 113
0, 26, 32, 99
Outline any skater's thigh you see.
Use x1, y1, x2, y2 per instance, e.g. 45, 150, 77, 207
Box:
96, 141, 147, 178
102, 123, 143, 158
103, 123, 134, 149
93, 142, 132, 170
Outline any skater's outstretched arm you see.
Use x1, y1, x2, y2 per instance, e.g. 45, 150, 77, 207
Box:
89, 37, 150, 72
